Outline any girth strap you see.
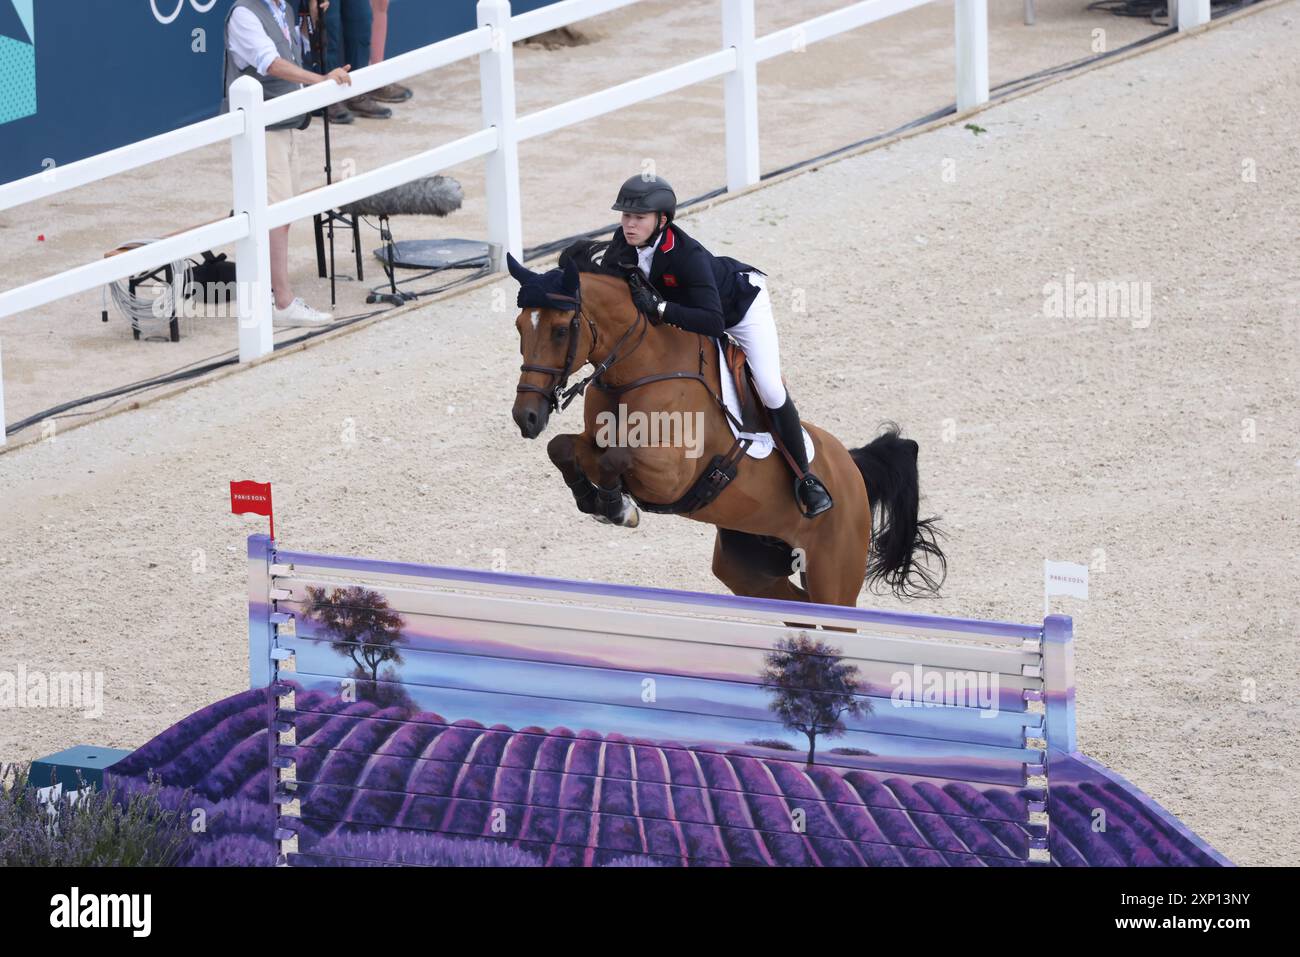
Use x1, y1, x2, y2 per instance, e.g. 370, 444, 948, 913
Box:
629, 435, 753, 516
595, 338, 752, 514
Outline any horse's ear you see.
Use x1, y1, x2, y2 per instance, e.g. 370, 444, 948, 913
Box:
506, 253, 537, 285
561, 257, 580, 296
611, 245, 639, 273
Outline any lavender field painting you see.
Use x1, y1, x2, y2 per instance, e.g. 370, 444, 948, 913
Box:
104, 685, 1228, 867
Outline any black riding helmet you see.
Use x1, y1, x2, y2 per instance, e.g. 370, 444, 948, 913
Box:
612, 174, 677, 245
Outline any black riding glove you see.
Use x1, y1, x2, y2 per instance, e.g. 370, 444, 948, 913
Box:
631, 284, 665, 325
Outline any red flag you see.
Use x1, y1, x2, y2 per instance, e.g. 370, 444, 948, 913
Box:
230, 480, 274, 540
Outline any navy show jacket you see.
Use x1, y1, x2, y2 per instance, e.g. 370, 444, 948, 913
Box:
607, 224, 763, 338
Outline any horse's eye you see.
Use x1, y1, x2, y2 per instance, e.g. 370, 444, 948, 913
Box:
552, 327, 568, 341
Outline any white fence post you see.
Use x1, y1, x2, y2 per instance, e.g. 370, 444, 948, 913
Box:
1175, 0, 1210, 30
722, 0, 760, 193
229, 77, 274, 363
478, 0, 523, 269
954, 0, 989, 113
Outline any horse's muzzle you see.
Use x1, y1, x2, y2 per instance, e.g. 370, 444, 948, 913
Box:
512, 400, 549, 439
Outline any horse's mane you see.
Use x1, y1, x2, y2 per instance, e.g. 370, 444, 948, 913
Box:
558, 239, 634, 278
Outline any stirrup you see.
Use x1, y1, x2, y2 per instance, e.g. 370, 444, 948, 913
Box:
795, 474, 833, 519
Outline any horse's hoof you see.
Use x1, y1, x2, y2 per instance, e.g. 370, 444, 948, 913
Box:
591, 496, 639, 528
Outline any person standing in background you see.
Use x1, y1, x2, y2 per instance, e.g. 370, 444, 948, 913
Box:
323, 0, 392, 119
223, 0, 351, 326
367, 0, 414, 104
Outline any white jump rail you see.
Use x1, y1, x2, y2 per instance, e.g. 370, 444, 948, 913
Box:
0, 0, 1214, 446
249, 534, 1077, 755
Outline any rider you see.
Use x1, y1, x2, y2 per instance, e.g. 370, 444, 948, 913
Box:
606, 173, 833, 518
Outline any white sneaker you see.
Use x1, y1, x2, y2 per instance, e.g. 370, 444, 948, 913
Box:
272, 298, 333, 326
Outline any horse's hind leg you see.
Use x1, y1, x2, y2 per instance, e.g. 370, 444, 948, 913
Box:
712, 529, 809, 604
714, 528, 870, 633
802, 524, 869, 610
798, 445, 872, 610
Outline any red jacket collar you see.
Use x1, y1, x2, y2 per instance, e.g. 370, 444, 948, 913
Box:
659, 226, 675, 253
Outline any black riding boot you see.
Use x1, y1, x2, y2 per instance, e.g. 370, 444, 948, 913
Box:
767, 395, 834, 518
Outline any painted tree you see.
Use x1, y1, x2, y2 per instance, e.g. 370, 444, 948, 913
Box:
301, 585, 413, 711
760, 633, 869, 766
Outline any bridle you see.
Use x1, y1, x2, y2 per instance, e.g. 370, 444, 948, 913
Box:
516, 278, 652, 414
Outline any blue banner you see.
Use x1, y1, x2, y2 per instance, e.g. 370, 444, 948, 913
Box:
0, 0, 558, 185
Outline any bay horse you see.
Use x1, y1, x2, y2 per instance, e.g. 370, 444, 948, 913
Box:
507, 241, 945, 608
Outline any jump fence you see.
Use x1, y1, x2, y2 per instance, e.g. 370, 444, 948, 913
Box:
101, 533, 1229, 865
229, 534, 1225, 867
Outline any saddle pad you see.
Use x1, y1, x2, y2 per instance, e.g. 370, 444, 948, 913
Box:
717, 340, 814, 463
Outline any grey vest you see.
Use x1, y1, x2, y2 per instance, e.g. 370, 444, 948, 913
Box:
221, 0, 311, 132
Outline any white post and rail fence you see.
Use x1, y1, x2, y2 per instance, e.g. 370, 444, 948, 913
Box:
0, 0, 1212, 447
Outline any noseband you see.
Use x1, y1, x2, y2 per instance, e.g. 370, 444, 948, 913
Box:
516, 281, 650, 414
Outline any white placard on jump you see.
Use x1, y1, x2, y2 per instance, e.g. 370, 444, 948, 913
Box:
1044, 559, 1088, 617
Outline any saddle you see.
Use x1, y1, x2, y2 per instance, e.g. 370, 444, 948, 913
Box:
723, 339, 805, 478
722, 339, 766, 434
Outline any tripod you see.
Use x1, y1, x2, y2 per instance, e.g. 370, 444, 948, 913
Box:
305, 2, 361, 306
366, 215, 416, 307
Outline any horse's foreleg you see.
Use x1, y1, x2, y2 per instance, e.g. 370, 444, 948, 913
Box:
585, 443, 641, 528
547, 433, 601, 516
548, 434, 640, 527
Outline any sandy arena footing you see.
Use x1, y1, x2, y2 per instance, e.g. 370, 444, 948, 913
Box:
1, 1, 1297, 866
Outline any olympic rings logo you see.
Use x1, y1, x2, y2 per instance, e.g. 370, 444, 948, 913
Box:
150, 0, 220, 25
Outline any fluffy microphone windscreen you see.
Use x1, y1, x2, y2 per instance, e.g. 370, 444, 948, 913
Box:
340, 175, 464, 218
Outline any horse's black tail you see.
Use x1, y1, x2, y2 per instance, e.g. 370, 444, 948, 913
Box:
849, 423, 948, 600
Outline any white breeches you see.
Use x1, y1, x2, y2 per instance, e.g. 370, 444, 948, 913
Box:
726, 273, 787, 409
